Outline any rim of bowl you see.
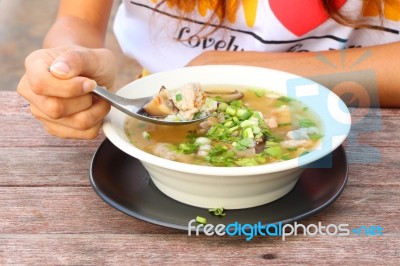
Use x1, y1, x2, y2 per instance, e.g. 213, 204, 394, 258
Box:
103, 65, 351, 176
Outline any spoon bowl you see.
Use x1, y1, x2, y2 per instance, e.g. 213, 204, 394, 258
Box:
93, 86, 210, 125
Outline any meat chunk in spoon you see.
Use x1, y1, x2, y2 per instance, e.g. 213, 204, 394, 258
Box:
143, 83, 205, 120
142, 82, 244, 121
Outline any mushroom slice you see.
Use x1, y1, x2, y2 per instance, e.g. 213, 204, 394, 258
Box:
142, 84, 242, 118
255, 138, 266, 154
204, 89, 244, 102
142, 86, 177, 116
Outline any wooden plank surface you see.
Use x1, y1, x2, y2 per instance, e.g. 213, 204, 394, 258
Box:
1, 92, 399, 265
1, 235, 398, 265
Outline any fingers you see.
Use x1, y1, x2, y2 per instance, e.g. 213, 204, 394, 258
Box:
24, 49, 98, 98
48, 47, 116, 88
18, 73, 111, 139
18, 75, 94, 119
29, 97, 111, 139
18, 46, 117, 139
43, 120, 103, 140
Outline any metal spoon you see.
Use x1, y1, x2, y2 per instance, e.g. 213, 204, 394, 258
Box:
93, 85, 210, 125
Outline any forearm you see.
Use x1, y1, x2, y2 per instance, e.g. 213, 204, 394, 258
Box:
43, 0, 113, 48
262, 45, 400, 108
43, 16, 106, 48
192, 43, 400, 108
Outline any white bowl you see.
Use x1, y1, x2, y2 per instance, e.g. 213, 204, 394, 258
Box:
103, 65, 351, 209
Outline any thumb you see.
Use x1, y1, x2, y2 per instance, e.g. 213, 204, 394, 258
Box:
49, 60, 72, 79
49, 47, 116, 87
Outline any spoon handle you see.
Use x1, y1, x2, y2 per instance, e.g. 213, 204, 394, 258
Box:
93, 85, 210, 125
93, 85, 150, 114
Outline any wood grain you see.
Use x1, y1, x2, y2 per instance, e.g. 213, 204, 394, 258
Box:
1, 234, 398, 265
1, 92, 399, 265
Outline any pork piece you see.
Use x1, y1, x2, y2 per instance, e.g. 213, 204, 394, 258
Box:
281, 127, 319, 148
171, 83, 206, 120
147, 143, 195, 163
286, 127, 319, 140
280, 139, 313, 149
235, 148, 256, 157
199, 116, 218, 131
265, 117, 278, 129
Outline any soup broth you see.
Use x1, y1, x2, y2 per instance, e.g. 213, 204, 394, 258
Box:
124, 85, 323, 167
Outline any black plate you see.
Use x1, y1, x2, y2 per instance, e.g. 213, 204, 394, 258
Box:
90, 139, 348, 230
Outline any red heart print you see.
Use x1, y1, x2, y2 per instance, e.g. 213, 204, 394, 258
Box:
269, 0, 347, 36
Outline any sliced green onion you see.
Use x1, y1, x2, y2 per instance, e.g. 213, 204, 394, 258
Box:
243, 127, 254, 138
238, 138, 252, 147
192, 111, 201, 119
249, 89, 266, 97
228, 125, 239, 132
299, 119, 316, 128
266, 141, 279, 147
282, 154, 292, 160
300, 151, 310, 156
224, 120, 234, 128
236, 108, 254, 120
277, 96, 293, 103
175, 93, 182, 102
178, 142, 199, 154
252, 126, 261, 134
218, 102, 228, 111
252, 111, 265, 125
142, 131, 151, 140
235, 158, 259, 166
309, 134, 324, 140
278, 122, 292, 127
240, 120, 256, 128
208, 207, 226, 217
265, 146, 282, 158
195, 216, 207, 224
225, 106, 237, 116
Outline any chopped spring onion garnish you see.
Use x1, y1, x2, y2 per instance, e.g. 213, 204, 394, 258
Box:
299, 118, 316, 128
195, 216, 207, 224
161, 98, 320, 167
175, 93, 182, 102
278, 122, 292, 127
208, 207, 226, 217
142, 131, 151, 140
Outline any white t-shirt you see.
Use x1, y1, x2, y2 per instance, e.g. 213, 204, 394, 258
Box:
113, 0, 400, 73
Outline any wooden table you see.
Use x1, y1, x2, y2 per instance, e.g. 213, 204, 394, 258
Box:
1, 91, 399, 265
